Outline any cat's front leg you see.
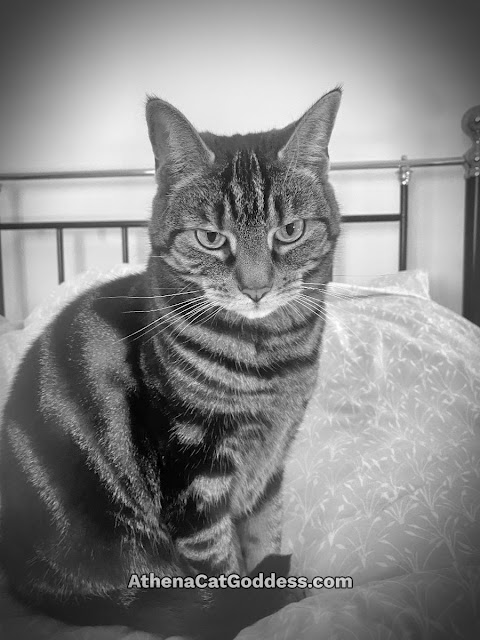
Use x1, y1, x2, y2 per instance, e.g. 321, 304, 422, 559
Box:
236, 472, 284, 574
176, 513, 246, 577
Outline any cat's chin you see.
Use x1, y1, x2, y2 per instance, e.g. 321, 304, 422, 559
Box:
235, 307, 276, 320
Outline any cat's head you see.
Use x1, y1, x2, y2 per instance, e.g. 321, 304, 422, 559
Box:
145, 89, 341, 321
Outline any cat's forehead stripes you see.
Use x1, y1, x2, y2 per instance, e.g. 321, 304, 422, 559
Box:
221, 149, 276, 228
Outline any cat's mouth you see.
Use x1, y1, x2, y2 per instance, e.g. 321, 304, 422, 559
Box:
204, 288, 283, 320
204, 287, 295, 320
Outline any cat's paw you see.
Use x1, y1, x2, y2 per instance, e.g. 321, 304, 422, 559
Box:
247, 553, 292, 579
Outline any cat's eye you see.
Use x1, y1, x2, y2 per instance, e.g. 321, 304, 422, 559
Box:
275, 220, 305, 244
195, 229, 227, 250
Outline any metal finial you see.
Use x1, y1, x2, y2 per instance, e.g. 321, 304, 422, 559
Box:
399, 155, 411, 185
462, 105, 480, 178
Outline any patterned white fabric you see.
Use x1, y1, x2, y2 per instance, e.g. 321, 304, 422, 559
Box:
1, 267, 479, 639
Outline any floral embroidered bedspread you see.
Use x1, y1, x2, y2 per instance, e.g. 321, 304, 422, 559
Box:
0, 268, 479, 639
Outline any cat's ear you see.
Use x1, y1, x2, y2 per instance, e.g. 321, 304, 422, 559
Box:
146, 96, 215, 184
277, 87, 341, 174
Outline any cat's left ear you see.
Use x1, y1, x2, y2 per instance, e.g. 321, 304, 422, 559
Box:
278, 87, 342, 174
146, 96, 215, 183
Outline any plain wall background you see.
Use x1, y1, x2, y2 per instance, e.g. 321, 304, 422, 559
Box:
0, 0, 479, 324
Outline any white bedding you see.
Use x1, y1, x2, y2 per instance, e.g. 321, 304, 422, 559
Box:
1, 267, 480, 639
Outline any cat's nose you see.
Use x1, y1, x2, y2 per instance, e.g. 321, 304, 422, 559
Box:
241, 285, 271, 302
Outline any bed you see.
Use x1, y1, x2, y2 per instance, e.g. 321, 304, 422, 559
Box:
0, 107, 479, 640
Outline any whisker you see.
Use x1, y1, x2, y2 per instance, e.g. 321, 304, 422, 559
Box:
298, 293, 364, 345
197, 305, 223, 328
333, 273, 397, 278
291, 299, 330, 335
143, 301, 214, 347
99, 289, 202, 301
122, 295, 205, 314
296, 295, 328, 318
285, 298, 305, 320
167, 301, 217, 341
300, 286, 357, 303
147, 298, 221, 349
151, 286, 203, 291
140, 303, 210, 346
119, 297, 207, 343
159, 304, 229, 381
286, 299, 308, 324
301, 282, 388, 302
293, 297, 326, 325
299, 284, 351, 302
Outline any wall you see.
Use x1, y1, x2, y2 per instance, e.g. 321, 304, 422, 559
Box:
0, 0, 479, 324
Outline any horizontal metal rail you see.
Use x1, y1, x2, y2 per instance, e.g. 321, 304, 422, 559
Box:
0, 220, 147, 230
0, 156, 464, 183
0, 170, 156, 181
0, 215, 400, 231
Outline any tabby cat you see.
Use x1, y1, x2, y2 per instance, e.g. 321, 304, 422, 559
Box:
0, 87, 341, 639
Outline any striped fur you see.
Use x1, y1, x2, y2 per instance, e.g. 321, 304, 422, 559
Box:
0, 88, 342, 639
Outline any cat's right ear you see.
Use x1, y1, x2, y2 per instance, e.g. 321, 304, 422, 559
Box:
277, 87, 342, 175
145, 96, 215, 185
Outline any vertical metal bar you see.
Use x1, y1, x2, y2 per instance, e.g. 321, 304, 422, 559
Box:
462, 105, 480, 327
0, 182, 4, 316
56, 227, 65, 283
398, 156, 410, 271
121, 226, 129, 263
0, 228, 4, 317
463, 175, 480, 326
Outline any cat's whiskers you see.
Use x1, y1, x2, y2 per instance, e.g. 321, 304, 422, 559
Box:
99, 288, 202, 302
151, 302, 223, 380
297, 292, 364, 345
300, 288, 352, 304
144, 294, 223, 347
294, 295, 328, 322
146, 299, 214, 342
165, 300, 219, 342
171, 305, 224, 354
120, 296, 207, 343
122, 294, 207, 314
300, 283, 360, 302
303, 290, 357, 305
287, 300, 307, 324
301, 283, 375, 342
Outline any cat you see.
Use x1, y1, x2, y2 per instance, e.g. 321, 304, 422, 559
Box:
0, 87, 342, 640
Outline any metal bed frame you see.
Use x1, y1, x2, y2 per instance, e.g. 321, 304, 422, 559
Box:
0, 106, 479, 326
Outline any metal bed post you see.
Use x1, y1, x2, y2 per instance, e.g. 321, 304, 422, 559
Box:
398, 156, 411, 271
462, 105, 480, 327
56, 227, 65, 283
0, 224, 3, 317
121, 226, 129, 263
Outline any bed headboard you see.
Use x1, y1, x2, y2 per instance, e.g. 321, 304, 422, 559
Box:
0, 105, 479, 327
